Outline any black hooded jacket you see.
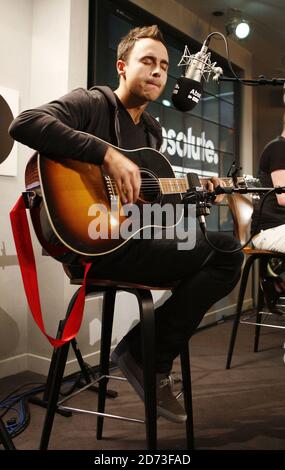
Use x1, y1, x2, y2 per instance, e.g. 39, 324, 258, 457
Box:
9, 86, 163, 162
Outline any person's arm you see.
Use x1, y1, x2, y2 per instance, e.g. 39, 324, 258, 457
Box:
9, 88, 108, 165
9, 88, 141, 203
271, 169, 285, 206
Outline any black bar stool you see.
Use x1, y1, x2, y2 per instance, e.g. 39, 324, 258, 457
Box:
39, 272, 194, 450
226, 193, 285, 369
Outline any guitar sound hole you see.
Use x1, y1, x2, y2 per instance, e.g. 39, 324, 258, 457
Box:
139, 169, 161, 203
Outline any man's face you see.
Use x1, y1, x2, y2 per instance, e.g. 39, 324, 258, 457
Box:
118, 38, 169, 103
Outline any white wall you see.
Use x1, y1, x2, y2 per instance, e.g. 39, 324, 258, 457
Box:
26, 0, 89, 374
0, 0, 33, 377
0, 0, 92, 378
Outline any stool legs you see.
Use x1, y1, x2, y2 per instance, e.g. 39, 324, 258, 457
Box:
137, 289, 157, 450
39, 286, 194, 450
39, 288, 82, 450
226, 255, 258, 369
254, 259, 268, 352
96, 289, 116, 439
29, 318, 72, 418
254, 280, 265, 352
39, 341, 70, 449
180, 344, 194, 450
97, 288, 157, 449
97, 288, 195, 450
226, 254, 273, 368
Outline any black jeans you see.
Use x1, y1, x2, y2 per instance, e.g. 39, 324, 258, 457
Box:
86, 230, 243, 374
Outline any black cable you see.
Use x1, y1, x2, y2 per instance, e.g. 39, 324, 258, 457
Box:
5, 398, 31, 438
199, 188, 277, 254
0, 376, 76, 426
0, 382, 45, 410
0, 385, 46, 420
0, 360, 100, 438
0, 358, 112, 440
206, 31, 260, 87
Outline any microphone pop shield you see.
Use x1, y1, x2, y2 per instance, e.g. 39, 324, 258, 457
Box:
171, 77, 203, 112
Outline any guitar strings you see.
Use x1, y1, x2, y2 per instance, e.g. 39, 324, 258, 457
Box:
108, 184, 186, 192
107, 177, 234, 194
108, 179, 187, 188
108, 178, 233, 187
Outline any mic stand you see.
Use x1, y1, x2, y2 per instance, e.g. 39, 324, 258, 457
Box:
182, 185, 285, 252
213, 186, 285, 195
219, 75, 285, 86
182, 170, 285, 251
183, 172, 214, 222
227, 161, 242, 187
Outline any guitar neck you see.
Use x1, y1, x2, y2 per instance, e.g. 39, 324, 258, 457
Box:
159, 176, 244, 195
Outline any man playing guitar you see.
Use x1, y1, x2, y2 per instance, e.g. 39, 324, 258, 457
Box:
10, 25, 243, 423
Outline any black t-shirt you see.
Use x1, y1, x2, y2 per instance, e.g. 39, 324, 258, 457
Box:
251, 136, 285, 232
115, 95, 149, 150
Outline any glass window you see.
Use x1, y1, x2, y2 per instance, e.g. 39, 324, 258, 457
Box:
204, 79, 219, 97
202, 93, 219, 124
202, 120, 219, 152
219, 80, 235, 103
106, 48, 118, 88
89, 0, 240, 234
220, 100, 234, 128
220, 151, 237, 177
109, 15, 130, 50
167, 44, 183, 78
188, 97, 202, 119
220, 126, 235, 153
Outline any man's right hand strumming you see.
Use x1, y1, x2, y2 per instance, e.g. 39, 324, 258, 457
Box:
102, 146, 141, 204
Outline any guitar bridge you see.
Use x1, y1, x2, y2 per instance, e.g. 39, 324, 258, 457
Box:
104, 175, 119, 202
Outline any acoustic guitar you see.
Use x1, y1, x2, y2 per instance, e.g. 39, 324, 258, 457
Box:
25, 138, 257, 257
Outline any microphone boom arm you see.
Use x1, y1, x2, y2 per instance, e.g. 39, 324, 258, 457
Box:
218, 75, 285, 86
213, 185, 285, 195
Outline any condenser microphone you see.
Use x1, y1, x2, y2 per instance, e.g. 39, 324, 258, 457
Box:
172, 42, 208, 112
172, 38, 223, 112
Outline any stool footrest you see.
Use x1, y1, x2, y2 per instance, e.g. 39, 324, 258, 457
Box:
57, 405, 145, 424
57, 374, 120, 406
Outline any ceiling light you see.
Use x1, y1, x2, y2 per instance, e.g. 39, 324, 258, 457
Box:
235, 21, 250, 39
225, 10, 251, 40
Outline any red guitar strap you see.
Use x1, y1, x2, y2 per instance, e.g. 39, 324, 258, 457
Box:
10, 195, 92, 348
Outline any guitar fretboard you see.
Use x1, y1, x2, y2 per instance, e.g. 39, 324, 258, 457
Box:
159, 178, 188, 195
159, 176, 243, 195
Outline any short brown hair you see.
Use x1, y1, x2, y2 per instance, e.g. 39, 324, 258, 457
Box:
117, 25, 166, 62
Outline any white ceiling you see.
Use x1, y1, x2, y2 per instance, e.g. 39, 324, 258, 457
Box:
175, 0, 285, 76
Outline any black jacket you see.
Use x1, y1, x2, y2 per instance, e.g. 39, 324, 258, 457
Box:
9, 86, 163, 162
